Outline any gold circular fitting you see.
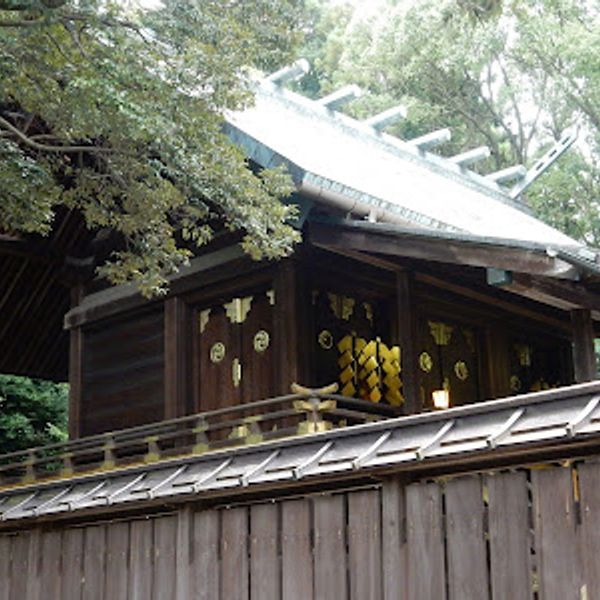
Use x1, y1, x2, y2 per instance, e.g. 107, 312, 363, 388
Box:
318, 329, 334, 350
419, 351, 433, 373
253, 330, 270, 353
454, 360, 469, 381
210, 342, 226, 363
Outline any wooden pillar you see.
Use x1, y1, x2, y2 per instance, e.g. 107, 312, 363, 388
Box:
164, 297, 189, 419
395, 271, 420, 414
483, 324, 511, 399
571, 308, 596, 383
68, 285, 84, 439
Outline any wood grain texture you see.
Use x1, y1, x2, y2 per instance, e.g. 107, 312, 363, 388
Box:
61, 527, 84, 600
128, 519, 154, 600
68, 326, 82, 439
571, 308, 596, 382
105, 521, 130, 600
348, 489, 382, 600
532, 467, 582, 600
9, 533, 30, 600
175, 507, 193, 600
221, 507, 248, 600
445, 476, 488, 600
382, 478, 408, 600
249, 503, 280, 600
153, 516, 177, 600
406, 482, 445, 600
313, 494, 347, 600
192, 509, 220, 600
164, 297, 190, 419
39, 530, 62, 600
0, 534, 10, 600
487, 471, 531, 600
576, 462, 600, 598
25, 530, 41, 600
82, 525, 106, 600
281, 499, 313, 600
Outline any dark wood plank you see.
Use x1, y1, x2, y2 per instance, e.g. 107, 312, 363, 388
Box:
221, 507, 248, 600
153, 516, 177, 600
175, 507, 193, 600
445, 476, 487, 600
281, 498, 313, 599
128, 519, 154, 600
0, 535, 10, 600
192, 509, 220, 600
60, 527, 84, 600
406, 482, 445, 600
82, 525, 106, 600
9, 532, 29, 600
68, 327, 82, 439
571, 309, 596, 382
348, 489, 382, 600
313, 494, 347, 600
382, 478, 408, 600
532, 467, 582, 600
105, 521, 130, 600
39, 530, 61, 600
164, 297, 190, 418
483, 323, 511, 399
25, 530, 41, 600
250, 503, 280, 600
577, 462, 600, 598
487, 471, 531, 600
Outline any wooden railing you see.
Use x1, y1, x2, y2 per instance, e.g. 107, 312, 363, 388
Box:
0, 391, 399, 488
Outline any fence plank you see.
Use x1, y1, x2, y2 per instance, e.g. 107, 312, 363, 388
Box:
26, 530, 42, 600
532, 467, 581, 600
0, 535, 10, 600
250, 503, 280, 600
38, 530, 61, 600
348, 489, 382, 600
9, 532, 29, 600
221, 507, 249, 600
153, 516, 177, 600
382, 478, 408, 600
314, 494, 347, 600
406, 482, 445, 600
176, 507, 193, 600
193, 509, 220, 600
281, 498, 313, 600
487, 471, 531, 600
82, 525, 106, 600
105, 521, 130, 600
577, 462, 600, 598
61, 527, 83, 600
128, 519, 154, 600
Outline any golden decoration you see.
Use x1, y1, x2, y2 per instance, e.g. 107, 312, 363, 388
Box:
253, 330, 270, 353
510, 375, 521, 392
318, 329, 334, 350
198, 309, 211, 334
232, 358, 242, 387
454, 360, 469, 381
209, 342, 226, 363
266, 289, 275, 305
328, 292, 355, 321
419, 351, 433, 373
363, 302, 374, 325
224, 296, 253, 324
429, 321, 453, 346
515, 343, 532, 367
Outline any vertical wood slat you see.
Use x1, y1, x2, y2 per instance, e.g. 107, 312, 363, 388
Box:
164, 297, 189, 419
571, 308, 596, 383
445, 476, 488, 600
39, 530, 62, 600
9, 532, 29, 600
221, 507, 248, 600
487, 471, 531, 600
25, 530, 41, 600
281, 499, 313, 600
406, 482, 445, 600
250, 503, 280, 600
68, 327, 83, 439
532, 467, 582, 600
128, 519, 154, 600
382, 478, 408, 600
193, 509, 220, 600
577, 462, 600, 598
175, 507, 193, 600
153, 516, 177, 600
348, 489, 382, 600
82, 525, 106, 600
314, 494, 347, 600
0, 535, 11, 600
61, 527, 84, 600
105, 521, 130, 600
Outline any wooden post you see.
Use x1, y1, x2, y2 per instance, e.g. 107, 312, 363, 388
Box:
571, 308, 596, 382
164, 297, 189, 419
68, 285, 84, 439
483, 324, 511, 399
395, 271, 420, 414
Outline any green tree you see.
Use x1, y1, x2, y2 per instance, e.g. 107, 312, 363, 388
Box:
0, 374, 68, 454
298, 0, 600, 244
0, 0, 304, 296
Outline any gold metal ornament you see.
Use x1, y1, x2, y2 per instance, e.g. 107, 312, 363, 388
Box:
514, 343, 532, 367
429, 321, 453, 346
419, 351, 433, 373
318, 329, 334, 350
454, 360, 469, 381
198, 309, 211, 334
232, 358, 242, 387
510, 375, 521, 392
209, 342, 226, 363
266, 290, 275, 306
253, 330, 270, 353
328, 293, 355, 321
363, 302, 374, 325
224, 296, 253, 324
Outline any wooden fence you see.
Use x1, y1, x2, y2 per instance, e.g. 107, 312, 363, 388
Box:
1, 459, 599, 599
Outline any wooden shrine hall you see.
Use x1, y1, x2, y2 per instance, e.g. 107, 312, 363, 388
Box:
2, 63, 600, 599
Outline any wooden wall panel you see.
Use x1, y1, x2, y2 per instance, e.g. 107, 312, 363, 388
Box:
192, 509, 220, 600
348, 489, 382, 600
61, 527, 83, 600
313, 494, 347, 600
128, 519, 154, 600
281, 499, 313, 599
153, 516, 177, 600
0, 534, 10, 600
81, 309, 165, 435
406, 482, 445, 600
250, 503, 280, 600
9, 532, 29, 600
82, 525, 106, 600
577, 463, 600, 598
221, 507, 248, 600
39, 530, 62, 600
105, 521, 130, 600
382, 478, 407, 600
445, 476, 488, 600
487, 471, 531, 600
532, 467, 582, 600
